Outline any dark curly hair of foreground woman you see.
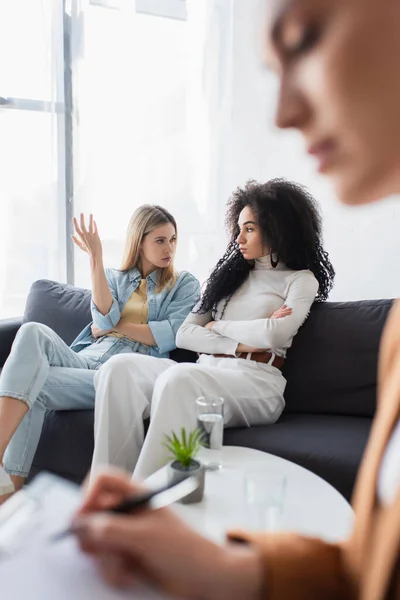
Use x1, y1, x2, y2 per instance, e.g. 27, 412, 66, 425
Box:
196, 178, 335, 316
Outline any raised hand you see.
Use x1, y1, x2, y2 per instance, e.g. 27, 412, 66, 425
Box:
271, 304, 292, 319
72, 213, 103, 260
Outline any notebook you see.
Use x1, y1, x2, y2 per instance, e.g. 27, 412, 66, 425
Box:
0, 473, 178, 600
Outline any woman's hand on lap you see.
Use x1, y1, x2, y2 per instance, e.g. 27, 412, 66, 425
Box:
91, 325, 113, 339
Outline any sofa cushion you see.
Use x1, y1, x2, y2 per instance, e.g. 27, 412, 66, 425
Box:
282, 299, 393, 418
22, 279, 91, 346
224, 413, 372, 501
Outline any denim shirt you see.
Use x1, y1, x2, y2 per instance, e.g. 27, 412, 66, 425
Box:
70, 268, 200, 358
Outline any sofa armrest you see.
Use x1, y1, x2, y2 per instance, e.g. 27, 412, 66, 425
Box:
0, 318, 22, 368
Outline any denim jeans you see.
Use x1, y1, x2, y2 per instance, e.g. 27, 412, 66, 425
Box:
0, 322, 139, 477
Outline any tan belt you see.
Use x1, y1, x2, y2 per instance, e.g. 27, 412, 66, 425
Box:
212, 351, 285, 370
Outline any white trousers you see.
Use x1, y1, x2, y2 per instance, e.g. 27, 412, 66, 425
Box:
92, 353, 286, 480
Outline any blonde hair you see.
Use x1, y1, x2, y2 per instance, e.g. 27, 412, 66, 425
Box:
121, 204, 177, 291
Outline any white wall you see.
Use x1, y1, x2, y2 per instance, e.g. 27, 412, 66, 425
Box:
224, 0, 400, 301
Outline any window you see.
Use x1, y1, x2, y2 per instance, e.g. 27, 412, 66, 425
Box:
0, 0, 67, 318
1, 0, 226, 317
0, 0, 190, 316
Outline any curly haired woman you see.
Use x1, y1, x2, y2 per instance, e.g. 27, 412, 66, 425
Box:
91, 178, 334, 478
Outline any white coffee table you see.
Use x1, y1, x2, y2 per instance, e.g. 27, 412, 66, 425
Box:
146, 446, 354, 545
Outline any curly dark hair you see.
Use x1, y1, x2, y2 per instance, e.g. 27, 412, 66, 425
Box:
196, 178, 335, 315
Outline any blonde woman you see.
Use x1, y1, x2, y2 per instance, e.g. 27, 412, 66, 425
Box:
0, 205, 199, 501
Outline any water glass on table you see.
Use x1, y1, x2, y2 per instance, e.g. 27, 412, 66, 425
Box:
244, 467, 286, 532
196, 396, 224, 471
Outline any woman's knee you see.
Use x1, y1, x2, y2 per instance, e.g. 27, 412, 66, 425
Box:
11, 323, 51, 357
15, 321, 49, 342
153, 363, 200, 403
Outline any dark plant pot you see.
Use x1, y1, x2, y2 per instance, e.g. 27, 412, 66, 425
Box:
167, 459, 205, 504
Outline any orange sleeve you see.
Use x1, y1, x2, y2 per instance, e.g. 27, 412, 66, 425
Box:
227, 530, 354, 600
377, 299, 400, 399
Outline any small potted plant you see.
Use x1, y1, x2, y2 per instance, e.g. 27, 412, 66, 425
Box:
164, 427, 206, 504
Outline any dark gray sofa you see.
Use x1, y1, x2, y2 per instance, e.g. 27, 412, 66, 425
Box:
0, 279, 392, 501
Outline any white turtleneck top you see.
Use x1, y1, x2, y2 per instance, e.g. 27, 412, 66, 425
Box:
176, 256, 319, 358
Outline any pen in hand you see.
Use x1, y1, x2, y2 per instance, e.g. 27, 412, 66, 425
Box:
51, 476, 199, 543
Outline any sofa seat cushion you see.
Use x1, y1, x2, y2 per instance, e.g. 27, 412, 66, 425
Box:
224, 413, 372, 501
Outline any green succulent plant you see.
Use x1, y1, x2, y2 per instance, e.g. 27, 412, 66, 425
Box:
164, 427, 205, 468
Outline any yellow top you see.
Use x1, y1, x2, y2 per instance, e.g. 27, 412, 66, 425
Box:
108, 279, 148, 338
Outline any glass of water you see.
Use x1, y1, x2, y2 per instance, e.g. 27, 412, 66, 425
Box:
244, 467, 286, 532
196, 396, 224, 471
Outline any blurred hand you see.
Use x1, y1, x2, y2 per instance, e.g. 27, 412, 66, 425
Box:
72, 214, 103, 260
73, 471, 262, 600
205, 321, 216, 331
271, 305, 292, 319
